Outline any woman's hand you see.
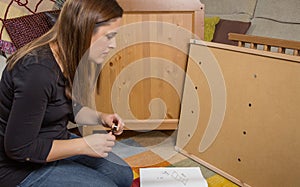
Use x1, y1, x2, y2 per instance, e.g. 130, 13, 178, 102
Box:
82, 132, 116, 158
47, 132, 115, 161
99, 113, 125, 135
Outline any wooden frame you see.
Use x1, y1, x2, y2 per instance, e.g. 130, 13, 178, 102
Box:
82, 0, 204, 135
117, 0, 204, 39
229, 33, 300, 56
176, 39, 300, 187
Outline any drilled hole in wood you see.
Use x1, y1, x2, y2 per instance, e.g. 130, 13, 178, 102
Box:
188, 134, 191, 137
191, 110, 194, 114
243, 131, 247, 135
253, 74, 257, 78
109, 62, 113, 67
248, 103, 252, 107
238, 158, 242, 162
195, 86, 198, 90
199, 61, 202, 65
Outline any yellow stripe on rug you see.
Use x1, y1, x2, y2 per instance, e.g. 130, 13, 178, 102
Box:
207, 174, 239, 187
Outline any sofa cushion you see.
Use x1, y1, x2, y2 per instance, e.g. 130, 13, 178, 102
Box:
250, 0, 300, 42
204, 17, 220, 42
201, 0, 257, 22
212, 19, 251, 46
247, 18, 300, 42
3, 10, 60, 49
254, 0, 300, 24
45, 10, 60, 26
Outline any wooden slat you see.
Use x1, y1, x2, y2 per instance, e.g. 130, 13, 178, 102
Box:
82, 119, 179, 135
250, 43, 257, 49
117, 0, 203, 12
263, 45, 270, 51
278, 47, 286, 54
238, 41, 243, 47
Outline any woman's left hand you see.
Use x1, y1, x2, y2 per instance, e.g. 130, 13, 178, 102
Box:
99, 113, 125, 135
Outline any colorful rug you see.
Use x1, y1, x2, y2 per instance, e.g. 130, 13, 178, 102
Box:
112, 130, 239, 187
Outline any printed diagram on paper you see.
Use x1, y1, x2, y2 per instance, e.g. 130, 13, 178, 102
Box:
140, 167, 208, 187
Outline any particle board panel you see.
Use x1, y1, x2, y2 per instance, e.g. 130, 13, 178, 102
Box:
176, 40, 300, 187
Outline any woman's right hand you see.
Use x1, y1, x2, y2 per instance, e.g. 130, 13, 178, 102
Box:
82, 132, 116, 158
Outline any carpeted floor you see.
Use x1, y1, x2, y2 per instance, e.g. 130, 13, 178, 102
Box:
111, 130, 240, 187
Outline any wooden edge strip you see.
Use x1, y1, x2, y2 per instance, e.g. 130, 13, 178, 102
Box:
190, 39, 300, 63
175, 147, 252, 187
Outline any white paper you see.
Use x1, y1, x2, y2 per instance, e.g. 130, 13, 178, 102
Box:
140, 167, 208, 187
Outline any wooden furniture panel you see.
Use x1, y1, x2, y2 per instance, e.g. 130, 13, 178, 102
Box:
176, 40, 300, 187
82, 0, 204, 135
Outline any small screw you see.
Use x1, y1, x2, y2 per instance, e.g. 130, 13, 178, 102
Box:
111, 121, 118, 135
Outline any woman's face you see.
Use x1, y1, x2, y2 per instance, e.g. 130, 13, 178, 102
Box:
89, 18, 122, 64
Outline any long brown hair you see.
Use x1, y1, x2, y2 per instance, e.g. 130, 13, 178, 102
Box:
7, 0, 123, 99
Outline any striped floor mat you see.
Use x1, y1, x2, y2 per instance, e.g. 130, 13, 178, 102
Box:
112, 130, 239, 187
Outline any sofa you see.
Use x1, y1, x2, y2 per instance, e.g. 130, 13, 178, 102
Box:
202, 0, 300, 48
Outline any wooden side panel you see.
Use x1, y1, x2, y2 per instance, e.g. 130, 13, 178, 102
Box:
176, 41, 300, 187
83, 0, 205, 134
96, 43, 186, 120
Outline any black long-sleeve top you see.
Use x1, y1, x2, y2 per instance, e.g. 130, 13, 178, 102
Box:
0, 45, 76, 187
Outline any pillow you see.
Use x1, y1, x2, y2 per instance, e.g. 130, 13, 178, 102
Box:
45, 10, 60, 26
204, 16, 220, 42
0, 40, 16, 54
212, 19, 251, 46
201, 0, 257, 20
3, 10, 60, 49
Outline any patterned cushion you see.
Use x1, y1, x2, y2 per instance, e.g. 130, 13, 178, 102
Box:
3, 10, 60, 49
0, 40, 16, 54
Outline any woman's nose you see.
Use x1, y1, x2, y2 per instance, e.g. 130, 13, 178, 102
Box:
108, 37, 117, 49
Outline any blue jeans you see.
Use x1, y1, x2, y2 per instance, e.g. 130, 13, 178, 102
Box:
17, 134, 133, 187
